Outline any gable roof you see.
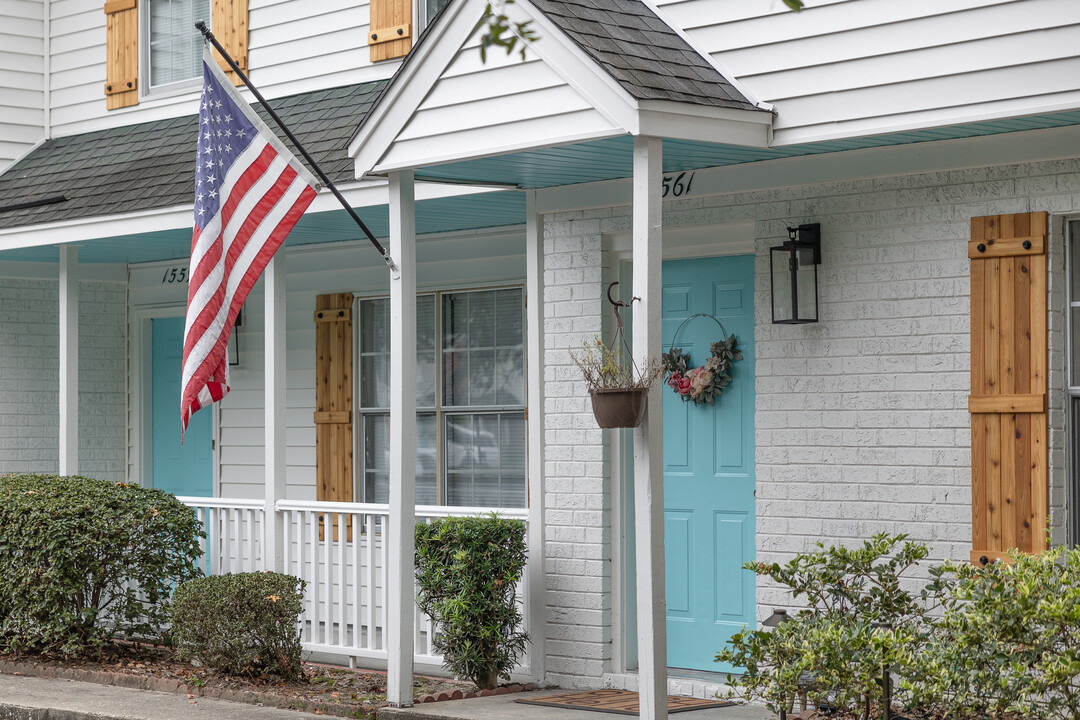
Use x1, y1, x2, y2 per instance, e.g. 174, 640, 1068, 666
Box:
529, 0, 757, 111
0, 81, 387, 230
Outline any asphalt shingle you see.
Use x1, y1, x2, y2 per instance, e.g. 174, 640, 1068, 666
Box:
0, 80, 387, 230
527, 0, 761, 111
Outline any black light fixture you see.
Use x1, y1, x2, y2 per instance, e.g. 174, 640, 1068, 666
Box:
770, 223, 821, 324
228, 307, 242, 367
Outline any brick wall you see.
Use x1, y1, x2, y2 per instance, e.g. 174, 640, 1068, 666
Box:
0, 278, 127, 481
539, 158, 1078, 683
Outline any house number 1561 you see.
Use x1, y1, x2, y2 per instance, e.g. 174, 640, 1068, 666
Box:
661, 171, 695, 198
161, 266, 187, 284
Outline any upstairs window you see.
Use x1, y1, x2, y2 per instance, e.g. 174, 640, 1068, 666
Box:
147, 0, 210, 88
357, 287, 527, 508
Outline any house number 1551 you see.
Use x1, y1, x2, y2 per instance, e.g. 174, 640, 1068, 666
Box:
661, 171, 695, 198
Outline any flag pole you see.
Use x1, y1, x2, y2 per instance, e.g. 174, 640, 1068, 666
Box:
195, 20, 400, 277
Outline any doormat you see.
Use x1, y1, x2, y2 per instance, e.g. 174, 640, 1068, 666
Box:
516, 689, 735, 715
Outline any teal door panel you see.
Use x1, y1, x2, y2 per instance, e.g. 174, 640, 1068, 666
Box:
152, 317, 212, 497
663, 255, 756, 673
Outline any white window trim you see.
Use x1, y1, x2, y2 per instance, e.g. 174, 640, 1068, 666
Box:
140, 0, 207, 99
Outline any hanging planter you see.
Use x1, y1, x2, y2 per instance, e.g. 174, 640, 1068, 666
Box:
589, 387, 648, 429
570, 282, 662, 429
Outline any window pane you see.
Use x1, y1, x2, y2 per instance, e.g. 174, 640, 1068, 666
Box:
1071, 220, 1080, 304
443, 289, 524, 407
149, 0, 208, 87
362, 413, 436, 504
445, 412, 526, 508
360, 297, 435, 408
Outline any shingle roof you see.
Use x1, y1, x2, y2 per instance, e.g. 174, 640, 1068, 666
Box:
528, 0, 759, 111
0, 81, 387, 230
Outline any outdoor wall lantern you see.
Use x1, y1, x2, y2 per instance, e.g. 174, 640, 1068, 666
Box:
770, 223, 821, 324
228, 307, 242, 367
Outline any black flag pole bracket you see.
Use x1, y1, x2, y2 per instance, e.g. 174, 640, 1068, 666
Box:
195, 20, 400, 277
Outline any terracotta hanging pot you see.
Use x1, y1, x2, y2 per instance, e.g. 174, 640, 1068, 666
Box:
589, 387, 648, 428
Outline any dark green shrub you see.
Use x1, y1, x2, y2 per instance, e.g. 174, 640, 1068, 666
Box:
414, 514, 528, 690
717, 533, 929, 719
904, 545, 1080, 720
170, 572, 305, 680
0, 473, 204, 656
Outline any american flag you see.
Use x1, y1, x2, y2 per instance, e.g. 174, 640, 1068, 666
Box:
181, 46, 319, 438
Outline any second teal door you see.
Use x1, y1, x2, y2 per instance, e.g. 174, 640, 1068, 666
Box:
663, 255, 756, 673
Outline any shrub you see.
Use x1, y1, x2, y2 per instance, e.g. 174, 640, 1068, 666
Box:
170, 572, 305, 680
903, 545, 1080, 720
717, 533, 929, 719
0, 473, 204, 656
414, 514, 528, 689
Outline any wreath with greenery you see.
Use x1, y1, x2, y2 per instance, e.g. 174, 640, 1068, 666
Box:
661, 315, 742, 406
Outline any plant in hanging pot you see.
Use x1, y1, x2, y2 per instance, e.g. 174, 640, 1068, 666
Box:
569, 282, 662, 429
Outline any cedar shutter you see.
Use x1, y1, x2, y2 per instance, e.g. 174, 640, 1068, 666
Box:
368, 0, 412, 62
104, 0, 139, 109
969, 211, 1049, 564
315, 293, 354, 541
211, 0, 248, 86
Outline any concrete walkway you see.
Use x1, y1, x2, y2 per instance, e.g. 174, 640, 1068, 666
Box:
0, 673, 327, 720
378, 690, 774, 720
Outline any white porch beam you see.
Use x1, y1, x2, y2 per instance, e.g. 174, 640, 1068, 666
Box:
387, 169, 417, 708
524, 189, 547, 685
264, 251, 287, 572
58, 245, 78, 475
631, 135, 666, 720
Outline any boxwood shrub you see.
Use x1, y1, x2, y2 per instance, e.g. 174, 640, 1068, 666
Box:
0, 473, 204, 656
170, 572, 306, 680
414, 514, 528, 690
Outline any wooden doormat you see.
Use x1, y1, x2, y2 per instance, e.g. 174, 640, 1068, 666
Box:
516, 689, 736, 715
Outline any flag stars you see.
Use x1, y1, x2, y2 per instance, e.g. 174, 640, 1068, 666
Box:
208, 189, 217, 199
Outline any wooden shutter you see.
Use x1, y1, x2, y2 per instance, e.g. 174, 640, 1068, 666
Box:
104, 0, 138, 109
969, 211, 1049, 564
315, 293, 354, 541
211, 0, 248, 86
368, 0, 412, 62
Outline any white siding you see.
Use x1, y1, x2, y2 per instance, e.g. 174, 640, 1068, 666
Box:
654, 0, 1080, 145
126, 229, 526, 500
381, 25, 621, 170
48, 0, 392, 137
0, 0, 44, 170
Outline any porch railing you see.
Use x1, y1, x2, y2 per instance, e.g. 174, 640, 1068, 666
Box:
177, 497, 530, 673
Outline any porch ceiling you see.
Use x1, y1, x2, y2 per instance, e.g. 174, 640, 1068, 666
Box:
411, 107, 1080, 189
0, 190, 525, 264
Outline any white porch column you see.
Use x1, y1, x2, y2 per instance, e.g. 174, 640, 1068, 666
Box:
632, 135, 667, 720
524, 190, 547, 684
264, 251, 286, 572
59, 245, 78, 475
387, 169, 417, 707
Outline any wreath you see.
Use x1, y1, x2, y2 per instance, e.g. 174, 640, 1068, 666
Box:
661, 314, 742, 406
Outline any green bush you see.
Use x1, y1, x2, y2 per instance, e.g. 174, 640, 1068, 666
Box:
717, 533, 929, 719
0, 473, 204, 656
170, 572, 305, 680
903, 545, 1080, 720
414, 514, 528, 690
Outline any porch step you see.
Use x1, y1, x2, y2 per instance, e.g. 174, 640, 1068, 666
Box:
377, 690, 775, 720
0, 673, 327, 720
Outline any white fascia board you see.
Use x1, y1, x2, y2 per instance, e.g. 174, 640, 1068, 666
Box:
771, 94, 1080, 147
636, 100, 772, 147
348, 0, 493, 172
0, 180, 502, 251
535, 122, 1080, 214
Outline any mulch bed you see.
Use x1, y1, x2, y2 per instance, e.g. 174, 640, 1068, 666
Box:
0, 643, 535, 718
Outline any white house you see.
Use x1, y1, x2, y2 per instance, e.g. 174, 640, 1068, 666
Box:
1, 0, 1078, 717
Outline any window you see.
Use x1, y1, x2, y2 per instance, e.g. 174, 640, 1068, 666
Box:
357, 288, 527, 508
147, 0, 210, 89
1068, 219, 1080, 543
419, 0, 451, 33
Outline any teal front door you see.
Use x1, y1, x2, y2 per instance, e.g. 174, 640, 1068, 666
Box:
151, 317, 212, 497
663, 255, 756, 673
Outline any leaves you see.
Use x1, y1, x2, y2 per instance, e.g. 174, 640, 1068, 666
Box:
662, 333, 743, 406
570, 337, 662, 391
0, 473, 204, 657
478, 1, 540, 63
414, 515, 528, 689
